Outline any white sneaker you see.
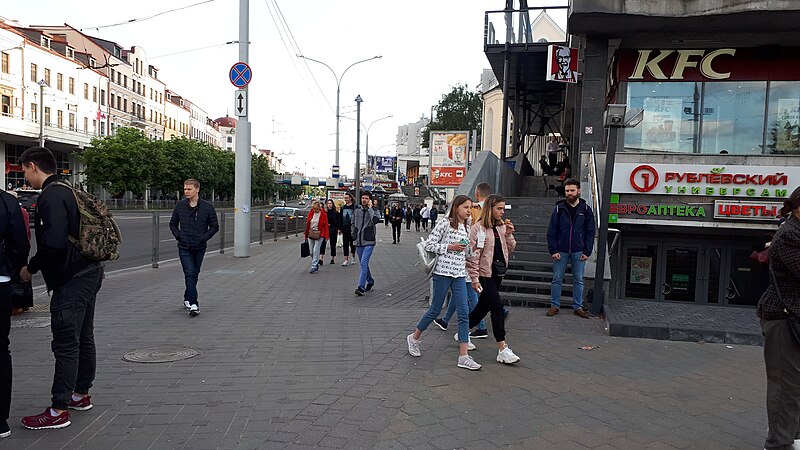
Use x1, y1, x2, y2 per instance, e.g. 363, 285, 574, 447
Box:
189, 304, 199, 316
454, 333, 475, 351
406, 334, 421, 357
497, 345, 520, 364
183, 301, 191, 310
350, 260, 357, 266
342, 260, 349, 266
457, 355, 482, 370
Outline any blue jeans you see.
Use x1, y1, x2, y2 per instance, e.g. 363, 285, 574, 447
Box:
309, 238, 323, 269
442, 279, 485, 330
179, 248, 205, 306
417, 275, 469, 343
551, 251, 586, 309
355, 245, 375, 289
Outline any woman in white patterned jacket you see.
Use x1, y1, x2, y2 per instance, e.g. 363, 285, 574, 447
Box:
406, 195, 482, 370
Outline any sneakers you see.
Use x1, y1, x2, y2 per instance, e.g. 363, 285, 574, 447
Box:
189, 304, 199, 316
0, 420, 9, 438
574, 308, 589, 319
546, 307, 560, 316
350, 260, 357, 266
433, 318, 448, 331
406, 334, 421, 357
497, 345, 520, 364
457, 355, 482, 370
67, 395, 93, 411
183, 300, 191, 310
330, 259, 335, 265
310, 266, 318, 274
365, 282, 374, 292
342, 260, 349, 267
355, 287, 365, 296
454, 333, 475, 351
470, 329, 489, 339
503, 307, 511, 321
21, 409, 71, 430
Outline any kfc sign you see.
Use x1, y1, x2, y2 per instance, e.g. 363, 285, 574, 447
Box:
547, 45, 578, 83
613, 163, 800, 198
629, 49, 735, 81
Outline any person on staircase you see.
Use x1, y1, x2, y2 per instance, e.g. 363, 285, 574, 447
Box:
546, 178, 595, 319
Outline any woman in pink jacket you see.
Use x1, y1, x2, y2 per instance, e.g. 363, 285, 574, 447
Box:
466, 194, 520, 364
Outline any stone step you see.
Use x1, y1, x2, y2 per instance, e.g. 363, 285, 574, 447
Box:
501, 279, 573, 297
510, 250, 553, 263
507, 260, 557, 272
500, 291, 554, 307
514, 240, 551, 252
506, 268, 572, 283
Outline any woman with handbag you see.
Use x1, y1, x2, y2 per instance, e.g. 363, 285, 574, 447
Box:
304, 201, 329, 274
757, 186, 800, 450
319, 199, 341, 266
407, 195, 481, 370
466, 194, 520, 365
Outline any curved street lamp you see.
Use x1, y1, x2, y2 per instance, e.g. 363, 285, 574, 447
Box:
296, 54, 382, 169
365, 115, 393, 175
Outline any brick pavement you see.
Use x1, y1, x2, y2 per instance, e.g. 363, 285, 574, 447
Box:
5, 226, 769, 449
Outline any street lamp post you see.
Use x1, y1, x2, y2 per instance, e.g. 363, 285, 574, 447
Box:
38, 80, 48, 147
296, 55, 381, 168
365, 115, 393, 175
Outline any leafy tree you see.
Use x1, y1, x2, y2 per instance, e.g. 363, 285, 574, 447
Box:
421, 83, 482, 148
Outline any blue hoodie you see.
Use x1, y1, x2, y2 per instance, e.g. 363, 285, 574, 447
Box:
546, 198, 595, 256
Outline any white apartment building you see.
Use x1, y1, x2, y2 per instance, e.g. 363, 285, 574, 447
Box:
0, 22, 106, 188
188, 100, 221, 148
396, 117, 429, 184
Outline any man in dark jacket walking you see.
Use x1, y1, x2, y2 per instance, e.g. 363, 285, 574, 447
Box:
390, 203, 404, 244
1, 189, 30, 438
19, 147, 103, 431
546, 178, 595, 318
169, 179, 219, 316
352, 191, 380, 296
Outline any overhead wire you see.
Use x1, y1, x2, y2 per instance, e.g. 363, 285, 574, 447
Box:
80, 0, 218, 31
150, 41, 239, 59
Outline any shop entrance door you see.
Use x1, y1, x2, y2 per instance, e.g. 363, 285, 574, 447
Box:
662, 246, 700, 302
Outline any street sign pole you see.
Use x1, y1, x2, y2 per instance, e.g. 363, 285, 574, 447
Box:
354, 95, 362, 203
234, 0, 252, 257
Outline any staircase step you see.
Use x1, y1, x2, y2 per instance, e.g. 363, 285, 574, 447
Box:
506, 269, 572, 283
514, 240, 551, 251
508, 260, 559, 271
501, 279, 572, 296
510, 250, 553, 263
501, 291, 556, 307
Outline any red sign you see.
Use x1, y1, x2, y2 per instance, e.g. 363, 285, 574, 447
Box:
616, 47, 800, 82
630, 165, 659, 192
547, 45, 578, 83
713, 201, 783, 220
430, 167, 464, 186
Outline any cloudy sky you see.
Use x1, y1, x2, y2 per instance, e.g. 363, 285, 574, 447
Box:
3, 0, 505, 178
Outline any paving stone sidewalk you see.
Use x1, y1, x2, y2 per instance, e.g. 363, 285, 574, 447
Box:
5, 228, 769, 449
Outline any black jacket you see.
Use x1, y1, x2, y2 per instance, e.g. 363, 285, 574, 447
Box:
0, 191, 30, 278
169, 198, 219, 250
326, 208, 341, 232
27, 175, 93, 289
757, 214, 800, 320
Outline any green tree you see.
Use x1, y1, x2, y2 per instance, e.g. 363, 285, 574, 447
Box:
421, 83, 482, 148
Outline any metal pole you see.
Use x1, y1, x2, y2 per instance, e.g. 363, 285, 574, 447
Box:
151, 211, 159, 268
354, 95, 363, 202
259, 211, 263, 244
273, 214, 277, 241
220, 212, 226, 254
335, 84, 340, 167
590, 128, 619, 316
285, 210, 289, 239
234, 0, 252, 257
38, 82, 45, 147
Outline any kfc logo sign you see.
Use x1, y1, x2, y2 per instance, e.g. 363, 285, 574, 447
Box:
630, 165, 659, 192
629, 49, 736, 80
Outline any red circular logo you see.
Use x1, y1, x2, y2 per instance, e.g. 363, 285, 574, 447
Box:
630, 165, 659, 192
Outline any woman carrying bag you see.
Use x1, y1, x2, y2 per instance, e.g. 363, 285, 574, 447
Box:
320, 199, 341, 266
304, 201, 329, 274
466, 194, 520, 365
407, 195, 481, 370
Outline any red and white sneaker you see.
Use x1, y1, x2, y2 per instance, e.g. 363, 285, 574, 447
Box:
68, 395, 93, 411
21, 409, 71, 430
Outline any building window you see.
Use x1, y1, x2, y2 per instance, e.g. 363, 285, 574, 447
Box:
227, 136, 233, 143
93, 87, 97, 103
83, 83, 89, 99
44, 68, 51, 86
110, 93, 116, 109
100, 89, 106, 106
68, 77, 75, 95
57, 110, 63, 128
702, 82, 767, 154
766, 81, 800, 154
123, 99, 127, 112
57, 73, 63, 91
1, 94, 10, 116
69, 112, 75, 130
1, 52, 8, 74
30, 63, 37, 82
123, 75, 127, 89
44, 107, 51, 125
41, 36, 50, 48
110, 69, 115, 83
66, 47, 74, 59
83, 117, 88, 133
31, 103, 37, 122
117, 96, 121, 110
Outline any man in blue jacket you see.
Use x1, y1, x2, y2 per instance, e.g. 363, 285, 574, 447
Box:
169, 179, 219, 316
546, 178, 595, 318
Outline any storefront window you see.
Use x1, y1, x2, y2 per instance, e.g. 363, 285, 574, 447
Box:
701, 82, 767, 154
765, 81, 800, 154
663, 247, 698, 302
624, 245, 658, 299
727, 248, 767, 306
625, 82, 699, 153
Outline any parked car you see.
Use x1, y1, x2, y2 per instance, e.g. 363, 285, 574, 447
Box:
15, 190, 41, 225
298, 200, 306, 206
264, 207, 305, 231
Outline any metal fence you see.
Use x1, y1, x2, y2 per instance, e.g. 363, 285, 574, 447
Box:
107, 199, 271, 210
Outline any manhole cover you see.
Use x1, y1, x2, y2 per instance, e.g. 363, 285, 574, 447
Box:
11, 316, 51, 329
122, 346, 199, 363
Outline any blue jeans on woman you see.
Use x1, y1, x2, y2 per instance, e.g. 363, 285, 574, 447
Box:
441, 279, 484, 329
417, 275, 469, 343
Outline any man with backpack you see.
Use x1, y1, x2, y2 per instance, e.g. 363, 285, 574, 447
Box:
1, 188, 31, 438
18, 147, 106, 430
169, 179, 219, 317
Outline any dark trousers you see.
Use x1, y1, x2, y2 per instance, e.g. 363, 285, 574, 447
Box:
391, 222, 401, 242
1, 282, 11, 421
762, 318, 800, 449
179, 248, 205, 306
405, 219, 411, 231
548, 152, 557, 170
414, 218, 421, 231
341, 229, 355, 257
320, 230, 338, 258
421, 218, 429, 230
469, 275, 506, 342
50, 266, 104, 411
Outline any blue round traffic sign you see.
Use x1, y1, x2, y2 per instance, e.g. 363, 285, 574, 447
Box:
229, 62, 252, 88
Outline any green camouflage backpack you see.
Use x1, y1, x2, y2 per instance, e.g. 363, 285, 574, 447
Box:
49, 181, 122, 261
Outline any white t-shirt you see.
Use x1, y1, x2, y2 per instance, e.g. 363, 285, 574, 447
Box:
424, 219, 470, 278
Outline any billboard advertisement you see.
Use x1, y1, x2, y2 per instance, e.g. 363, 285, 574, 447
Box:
429, 131, 468, 186
546, 45, 578, 83
373, 156, 396, 174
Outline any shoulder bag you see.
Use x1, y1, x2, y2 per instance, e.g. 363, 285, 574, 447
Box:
770, 263, 800, 343
416, 222, 448, 277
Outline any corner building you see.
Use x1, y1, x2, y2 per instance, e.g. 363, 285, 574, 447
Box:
569, 1, 800, 306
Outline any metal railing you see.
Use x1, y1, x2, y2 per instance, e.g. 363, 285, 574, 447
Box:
588, 146, 621, 254
484, 5, 569, 47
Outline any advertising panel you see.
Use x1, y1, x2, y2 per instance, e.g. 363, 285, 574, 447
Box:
546, 45, 578, 83
374, 156, 396, 174
612, 163, 800, 198
429, 131, 468, 186
641, 98, 682, 152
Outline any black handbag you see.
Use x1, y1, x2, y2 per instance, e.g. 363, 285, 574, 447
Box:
10, 278, 34, 309
770, 264, 800, 343
300, 240, 310, 258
